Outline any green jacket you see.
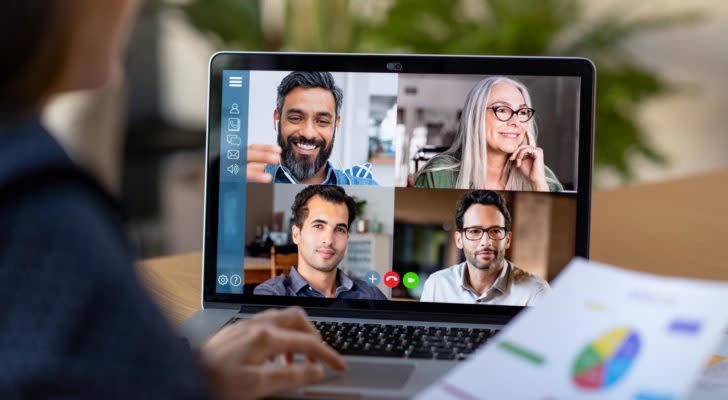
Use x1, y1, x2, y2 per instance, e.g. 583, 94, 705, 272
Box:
413, 155, 564, 191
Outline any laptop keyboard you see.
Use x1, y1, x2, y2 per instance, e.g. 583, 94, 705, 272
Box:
225, 318, 498, 361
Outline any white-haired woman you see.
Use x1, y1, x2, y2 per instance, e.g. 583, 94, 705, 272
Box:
414, 77, 563, 191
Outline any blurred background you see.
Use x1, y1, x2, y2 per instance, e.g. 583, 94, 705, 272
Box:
42, 0, 728, 258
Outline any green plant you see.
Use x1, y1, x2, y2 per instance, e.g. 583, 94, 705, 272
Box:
352, 197, 367, 219
174, 0, 702, 182
175, 0, 353, 51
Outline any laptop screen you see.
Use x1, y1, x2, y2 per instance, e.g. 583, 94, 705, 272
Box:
209, 55, 592, 312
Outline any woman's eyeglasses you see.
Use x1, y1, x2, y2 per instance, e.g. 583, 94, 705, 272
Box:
489, 105, 535, 123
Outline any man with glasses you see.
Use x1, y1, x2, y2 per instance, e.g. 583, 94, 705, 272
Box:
420, 190, 550, 305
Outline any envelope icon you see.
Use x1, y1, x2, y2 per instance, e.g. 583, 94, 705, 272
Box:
227, 149, 240, 160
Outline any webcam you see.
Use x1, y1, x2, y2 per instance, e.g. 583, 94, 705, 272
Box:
386, 62, 403, 72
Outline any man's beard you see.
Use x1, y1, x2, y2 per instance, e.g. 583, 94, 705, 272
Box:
309, 260, 340, 274
464, 246, 505, 271
304, 247, 343, 274
277, 123, 334, 182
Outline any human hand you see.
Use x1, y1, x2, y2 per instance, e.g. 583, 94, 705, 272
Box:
246, 144, 282, 183
509, 145, 549, 191
199, 307, 347, 400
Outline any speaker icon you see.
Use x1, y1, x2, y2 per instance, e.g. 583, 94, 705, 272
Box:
227, 164, 240, 175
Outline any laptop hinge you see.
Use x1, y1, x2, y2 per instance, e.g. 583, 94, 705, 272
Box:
238, 305, 516, 325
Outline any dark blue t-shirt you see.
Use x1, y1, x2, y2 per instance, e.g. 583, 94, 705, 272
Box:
0, 117, 210, 398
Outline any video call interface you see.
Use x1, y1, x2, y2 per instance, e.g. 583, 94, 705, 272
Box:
215, 69, 582, 307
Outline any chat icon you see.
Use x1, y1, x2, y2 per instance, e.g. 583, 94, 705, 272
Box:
226, 134, 241, 146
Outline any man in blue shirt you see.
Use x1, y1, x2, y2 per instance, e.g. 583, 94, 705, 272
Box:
255, 185, 386, 299
246, 71, 378, 185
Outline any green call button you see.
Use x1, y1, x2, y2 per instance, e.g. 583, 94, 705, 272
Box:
402, 272, 420, 289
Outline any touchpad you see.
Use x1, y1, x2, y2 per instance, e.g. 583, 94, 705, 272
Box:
319, 361, 414, 389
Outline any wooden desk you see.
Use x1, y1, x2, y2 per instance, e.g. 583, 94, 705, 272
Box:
137, 170, 728, 325
137, 255, 268, 324
590, 169, 728, 279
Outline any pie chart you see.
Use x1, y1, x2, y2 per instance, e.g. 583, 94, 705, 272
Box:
572, 327, 641, 390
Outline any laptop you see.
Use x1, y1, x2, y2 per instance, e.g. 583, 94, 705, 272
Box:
179, 52, 595, 399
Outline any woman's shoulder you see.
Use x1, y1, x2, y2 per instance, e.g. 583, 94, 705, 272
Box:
543, 165, 564, 192
1, 169, 133, 272
0, 179, 209, 399
427, 153, 459, 167
414, 154, 459, 188
0, 121, 130, 265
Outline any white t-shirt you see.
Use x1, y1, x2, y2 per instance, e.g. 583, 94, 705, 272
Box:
420, 261, 549, 306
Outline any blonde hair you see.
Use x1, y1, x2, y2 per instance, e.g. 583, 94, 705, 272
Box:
417, 76, 538, 190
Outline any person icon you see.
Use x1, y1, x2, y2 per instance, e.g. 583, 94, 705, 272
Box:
230, 103, 240, 114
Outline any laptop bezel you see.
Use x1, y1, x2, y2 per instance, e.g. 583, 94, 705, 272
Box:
202, 52, 595, 322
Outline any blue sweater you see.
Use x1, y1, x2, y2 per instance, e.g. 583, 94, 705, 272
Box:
0, 117, 210, 398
